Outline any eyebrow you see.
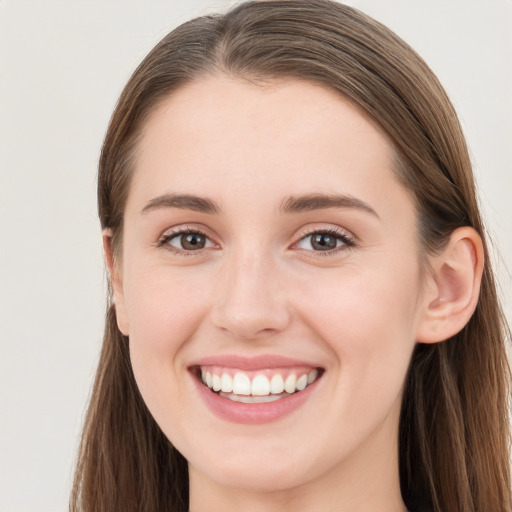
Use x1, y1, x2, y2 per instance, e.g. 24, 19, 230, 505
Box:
141, 192, 378, 218
142, 193, 220, 215
280, 193, 379, 217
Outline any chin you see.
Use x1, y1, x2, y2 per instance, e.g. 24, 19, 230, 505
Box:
191, 454, 319, 494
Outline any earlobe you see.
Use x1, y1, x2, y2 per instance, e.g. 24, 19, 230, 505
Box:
416, 227, 484, 344
102, 229, 130, 336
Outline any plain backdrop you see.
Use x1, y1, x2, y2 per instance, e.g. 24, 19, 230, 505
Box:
0, 1, 510, 511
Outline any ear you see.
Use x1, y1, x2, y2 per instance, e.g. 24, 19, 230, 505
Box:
416, 227, 484, 344
103, 229, 130, 336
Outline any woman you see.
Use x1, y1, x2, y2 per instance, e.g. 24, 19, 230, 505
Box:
70, 1, 511, 511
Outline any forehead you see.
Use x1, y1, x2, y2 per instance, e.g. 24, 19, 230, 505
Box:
129, 75, 412, 221
137, 75, 392, 160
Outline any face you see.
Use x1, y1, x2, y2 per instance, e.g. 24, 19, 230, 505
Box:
112, 76, 429, 497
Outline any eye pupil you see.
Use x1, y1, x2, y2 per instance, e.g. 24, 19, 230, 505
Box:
311, 233, 337, 251
182, 233, 205, 250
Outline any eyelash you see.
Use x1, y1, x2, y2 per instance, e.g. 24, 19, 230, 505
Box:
156, 226, 356, 257
294, 227, 356, 256
156, 227, 214, 256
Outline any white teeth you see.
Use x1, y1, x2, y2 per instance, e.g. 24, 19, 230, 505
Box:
251, 375, 271, 396
232, 372, 251, 395
219, 392, 289, 403
212, 374, 222, 392
200, 367, 321, 396
221, 373, 233, 393
296, 374, 308, 391
307, 368, 318, 384
284, 374, 297, 394
270, 374, 285, 394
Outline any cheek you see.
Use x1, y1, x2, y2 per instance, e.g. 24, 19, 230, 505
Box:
124, 264, 210, 354
121, 264, 212, 417
294, 258, 422, 386
289, 262, 421, 450
121, 266, 219, 450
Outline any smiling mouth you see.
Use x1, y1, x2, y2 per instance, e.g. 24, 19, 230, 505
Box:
192, 365, 324, 404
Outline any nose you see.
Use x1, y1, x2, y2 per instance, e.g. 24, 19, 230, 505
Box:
210, 250, 292, 341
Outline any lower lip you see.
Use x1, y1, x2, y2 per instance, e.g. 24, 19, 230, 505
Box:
192, 373, 320, 424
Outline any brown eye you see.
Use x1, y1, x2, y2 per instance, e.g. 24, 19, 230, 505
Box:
310, 233, 338, 251
181, 233, 206, 250
295, 229, 354, 253
161, 229, 214, 253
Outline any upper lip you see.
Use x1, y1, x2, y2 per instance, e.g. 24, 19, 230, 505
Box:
190, 354, 323, 371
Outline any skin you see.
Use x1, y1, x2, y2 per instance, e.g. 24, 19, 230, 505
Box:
107, 76, 483, 512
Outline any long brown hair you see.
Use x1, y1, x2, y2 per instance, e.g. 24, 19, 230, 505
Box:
71, 2, 511, 511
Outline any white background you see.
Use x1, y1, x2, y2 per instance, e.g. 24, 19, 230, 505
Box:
0, 1, 510, 511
